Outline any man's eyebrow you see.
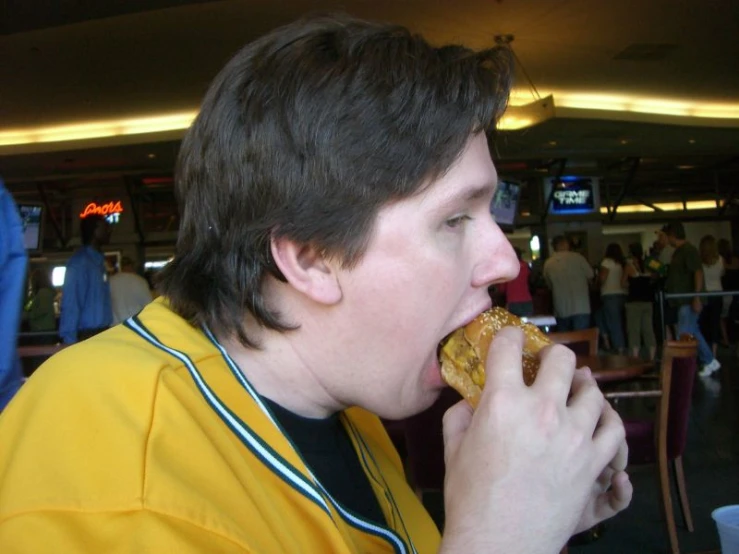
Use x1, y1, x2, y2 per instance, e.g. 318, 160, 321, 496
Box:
453, 182, 497, 203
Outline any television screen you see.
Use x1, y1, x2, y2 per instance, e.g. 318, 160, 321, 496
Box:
548, 177, 598, 215
490, 180, 520, 227
17, 203, 44, 253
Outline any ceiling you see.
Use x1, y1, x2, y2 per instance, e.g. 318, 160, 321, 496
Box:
2, 0, 739, 225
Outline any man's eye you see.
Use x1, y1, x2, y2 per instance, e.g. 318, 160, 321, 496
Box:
446, 215, 472, 228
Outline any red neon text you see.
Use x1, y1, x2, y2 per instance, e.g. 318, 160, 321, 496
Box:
79, 201, 124, 218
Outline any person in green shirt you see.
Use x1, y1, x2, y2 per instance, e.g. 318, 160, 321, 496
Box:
663, 222, 720, 376
25, 268, 57, 332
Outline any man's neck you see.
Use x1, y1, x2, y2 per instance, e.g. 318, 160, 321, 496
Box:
84, 241, 102, 253
217, 326, 342, 419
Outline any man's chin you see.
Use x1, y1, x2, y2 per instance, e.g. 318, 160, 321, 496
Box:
373, 389, 440, 421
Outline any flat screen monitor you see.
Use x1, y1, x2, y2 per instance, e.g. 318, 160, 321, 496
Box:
17, 203, 44, 253
548, 177, 598, 215
490, 180, 520, 227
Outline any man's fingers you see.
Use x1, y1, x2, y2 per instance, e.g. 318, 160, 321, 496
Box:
567, 368, 605, 436
532, 343, 576, 401
592, 471, 633, 520
593, 401, 628, 472
442, 399, 473, 466
608, 471, 633, 511
483, 326, 525, 391
575, 471, 633, 533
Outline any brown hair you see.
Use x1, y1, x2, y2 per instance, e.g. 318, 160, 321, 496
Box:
605, 243, 625, 267
551, 235, 569, 251
699, 235, 719, 265
158, 14, 513, 347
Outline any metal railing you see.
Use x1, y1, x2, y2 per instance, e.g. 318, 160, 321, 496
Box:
18, 331, 58, 339
657, 289, 739, 344
17, 331, 62, 359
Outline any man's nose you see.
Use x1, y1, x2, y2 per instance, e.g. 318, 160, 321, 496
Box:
471, 220, 519, 289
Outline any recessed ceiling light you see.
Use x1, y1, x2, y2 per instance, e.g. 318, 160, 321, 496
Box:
147, 153, 156, 159
688, 139, 696, 144
620, 139, 629, 145
548, 140, 558, 146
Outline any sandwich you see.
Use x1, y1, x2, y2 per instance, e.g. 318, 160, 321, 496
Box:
439, 307, 553, 407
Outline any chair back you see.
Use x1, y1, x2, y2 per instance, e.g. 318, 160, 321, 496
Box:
547, 327, 599, 356
606, 336, 698, 554
616, 337, 698, 463
403, 387, 462, 492
660, 338, 699, 460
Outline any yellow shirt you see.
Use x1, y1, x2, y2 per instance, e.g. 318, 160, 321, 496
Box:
0, 299, 440, 553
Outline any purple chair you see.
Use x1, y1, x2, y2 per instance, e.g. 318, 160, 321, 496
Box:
605, 337, 698, 554
403, 387, 462, 499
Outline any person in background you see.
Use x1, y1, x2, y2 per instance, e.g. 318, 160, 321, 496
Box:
621, 243, 656, 360
596, 243, 627, 354
0, 178, 27, 411
645, 240, 668, 278
699, 235, 724, 358
656, 225, 676, 268
543, 235, 595, 331
718, 238, 739, 346
58, 213, 113, 344
649, 231, 676, 341
0, 16, 630, 552
496, 246, 533, 317
663, 222, 720, 377
25, 268, 57, 332
20, 268, 59, 377
109, 256, 153, 324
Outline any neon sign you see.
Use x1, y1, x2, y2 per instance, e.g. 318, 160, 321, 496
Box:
79, 201, 124, 223
549, 178, 597, 215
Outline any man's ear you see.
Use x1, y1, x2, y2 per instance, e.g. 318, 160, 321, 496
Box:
270, 236, 342, 305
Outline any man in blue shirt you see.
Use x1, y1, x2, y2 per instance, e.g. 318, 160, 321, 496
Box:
0, 178, 27, 410
59, 214, 113, 344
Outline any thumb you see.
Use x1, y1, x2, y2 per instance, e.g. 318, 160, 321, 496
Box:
442, 399, 474, 466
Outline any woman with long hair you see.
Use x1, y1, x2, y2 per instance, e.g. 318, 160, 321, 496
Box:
699, 235, 724, 358
621, 243, 656, 360
596, 243, 627, 353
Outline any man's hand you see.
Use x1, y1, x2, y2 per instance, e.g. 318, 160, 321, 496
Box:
691, 297, 702, 314
570, 388, 632, 533
439, 327, 632, 554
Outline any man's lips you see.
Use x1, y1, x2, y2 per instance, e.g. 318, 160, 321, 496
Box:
444, 301, 493, 341
436, 301, 492, 359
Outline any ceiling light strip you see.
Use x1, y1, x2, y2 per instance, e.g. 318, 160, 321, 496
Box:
509, 90, 739, 119
2, 88, 739, 148
601, 200, 721, 214
0, 112, 198, 146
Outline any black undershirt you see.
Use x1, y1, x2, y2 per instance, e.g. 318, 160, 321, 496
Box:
262, 398, 386, 527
